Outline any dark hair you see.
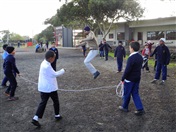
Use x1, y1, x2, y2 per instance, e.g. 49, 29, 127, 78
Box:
130, 41, 140, 51
45, 50, 55, 60
3, 44, 8, 50
6, 46, 15, 53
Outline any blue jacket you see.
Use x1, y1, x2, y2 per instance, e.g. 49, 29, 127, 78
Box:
150, 44, 170, 65
114, 45, 126, 60
49, 47, 59, 60
122, 52, 143, 82
2, 51, 9, 60
3, 54, 19, 75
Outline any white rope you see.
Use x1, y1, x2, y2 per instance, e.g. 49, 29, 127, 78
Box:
19, 76, 116, 92
116, 81, 124, 98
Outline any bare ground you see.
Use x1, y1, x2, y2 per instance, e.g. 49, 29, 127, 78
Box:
0, 47, 176, 132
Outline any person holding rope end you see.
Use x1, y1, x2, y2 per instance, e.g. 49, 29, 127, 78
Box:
76, 26, 100, 79
31, 50, 66, 127
119, 41, 145, 116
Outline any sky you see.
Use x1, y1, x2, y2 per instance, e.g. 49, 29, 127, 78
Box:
0, 0, 176, 38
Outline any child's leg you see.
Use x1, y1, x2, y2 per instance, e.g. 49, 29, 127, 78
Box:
131, 82, 144, 110
6, 74, 17, 97
50, 91, 60, 115
1, 76, 8, 86
145, 61, 149, 71
122, 82, 133, 110
105, 51, 108, 60
117, 59, 123, 71
35, 92, 50, 118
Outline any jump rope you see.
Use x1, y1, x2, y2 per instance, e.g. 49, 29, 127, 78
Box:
19, 76, 124, 98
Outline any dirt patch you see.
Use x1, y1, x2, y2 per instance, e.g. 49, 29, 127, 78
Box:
0, 47, 176, 132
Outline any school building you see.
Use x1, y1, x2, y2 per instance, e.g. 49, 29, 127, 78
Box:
104, 16, 176, 49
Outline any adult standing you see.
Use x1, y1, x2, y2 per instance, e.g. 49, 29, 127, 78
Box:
150, 38, 170, 85
76, 26, 100, 79
114, 41, 126, 72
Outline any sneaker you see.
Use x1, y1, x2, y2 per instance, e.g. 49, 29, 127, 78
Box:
7, 97, 19, 101
4, 92, 10, 97
134, 110, 145, 116
159, 81, 165, 85
151, 79, 157, 84
31, 119, 41, 127
119, 106, 128, 112
93, 71, 100, 79
55, 116, 62, 121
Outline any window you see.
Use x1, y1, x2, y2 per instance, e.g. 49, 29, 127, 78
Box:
166, 30, 176, 40
117, 32, 125, 40
109, 34, 114, 39
138, 32, 143, 40
147, 31, 164, 40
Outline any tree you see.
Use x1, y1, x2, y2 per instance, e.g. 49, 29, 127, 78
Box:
88, 0, 144, 37
35, 26, 54, 43
10, 33, 24, 42
46, 0, 144, 37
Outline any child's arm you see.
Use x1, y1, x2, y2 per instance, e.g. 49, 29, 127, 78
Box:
49, 68, 65, 78
121, 58, 133, 81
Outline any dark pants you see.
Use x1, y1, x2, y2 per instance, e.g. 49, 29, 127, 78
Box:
35, 91, 60, 118
83, 50, 86, 57
5, 73, 17, 97
122, 81, 144, 110
51, 60, 57, 71
2, 71, 17, 86
117, 58, 123, 71
155, 62, 167, 80
105, 51, 109, 60
1, 76, 8, 86
154, 60, 157, 71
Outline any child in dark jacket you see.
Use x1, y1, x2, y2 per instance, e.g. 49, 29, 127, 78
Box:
100, 38, 112, 61
99, 41, 104, 58
114, 41, 126, 72
119, 41, 145, 116
49, 42, 59, 71
3, 46, 20, 101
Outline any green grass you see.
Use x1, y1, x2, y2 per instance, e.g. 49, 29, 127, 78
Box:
108, 52, 176, 68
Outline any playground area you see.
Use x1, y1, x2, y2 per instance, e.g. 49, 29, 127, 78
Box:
0, 47, 176, 132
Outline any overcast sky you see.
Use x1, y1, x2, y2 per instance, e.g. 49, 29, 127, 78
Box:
0, 0, 175, 38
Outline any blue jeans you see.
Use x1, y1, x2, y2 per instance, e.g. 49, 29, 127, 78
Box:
122, 81, 144, 110
155, 62, 167, 80
99, 51, 104, 57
